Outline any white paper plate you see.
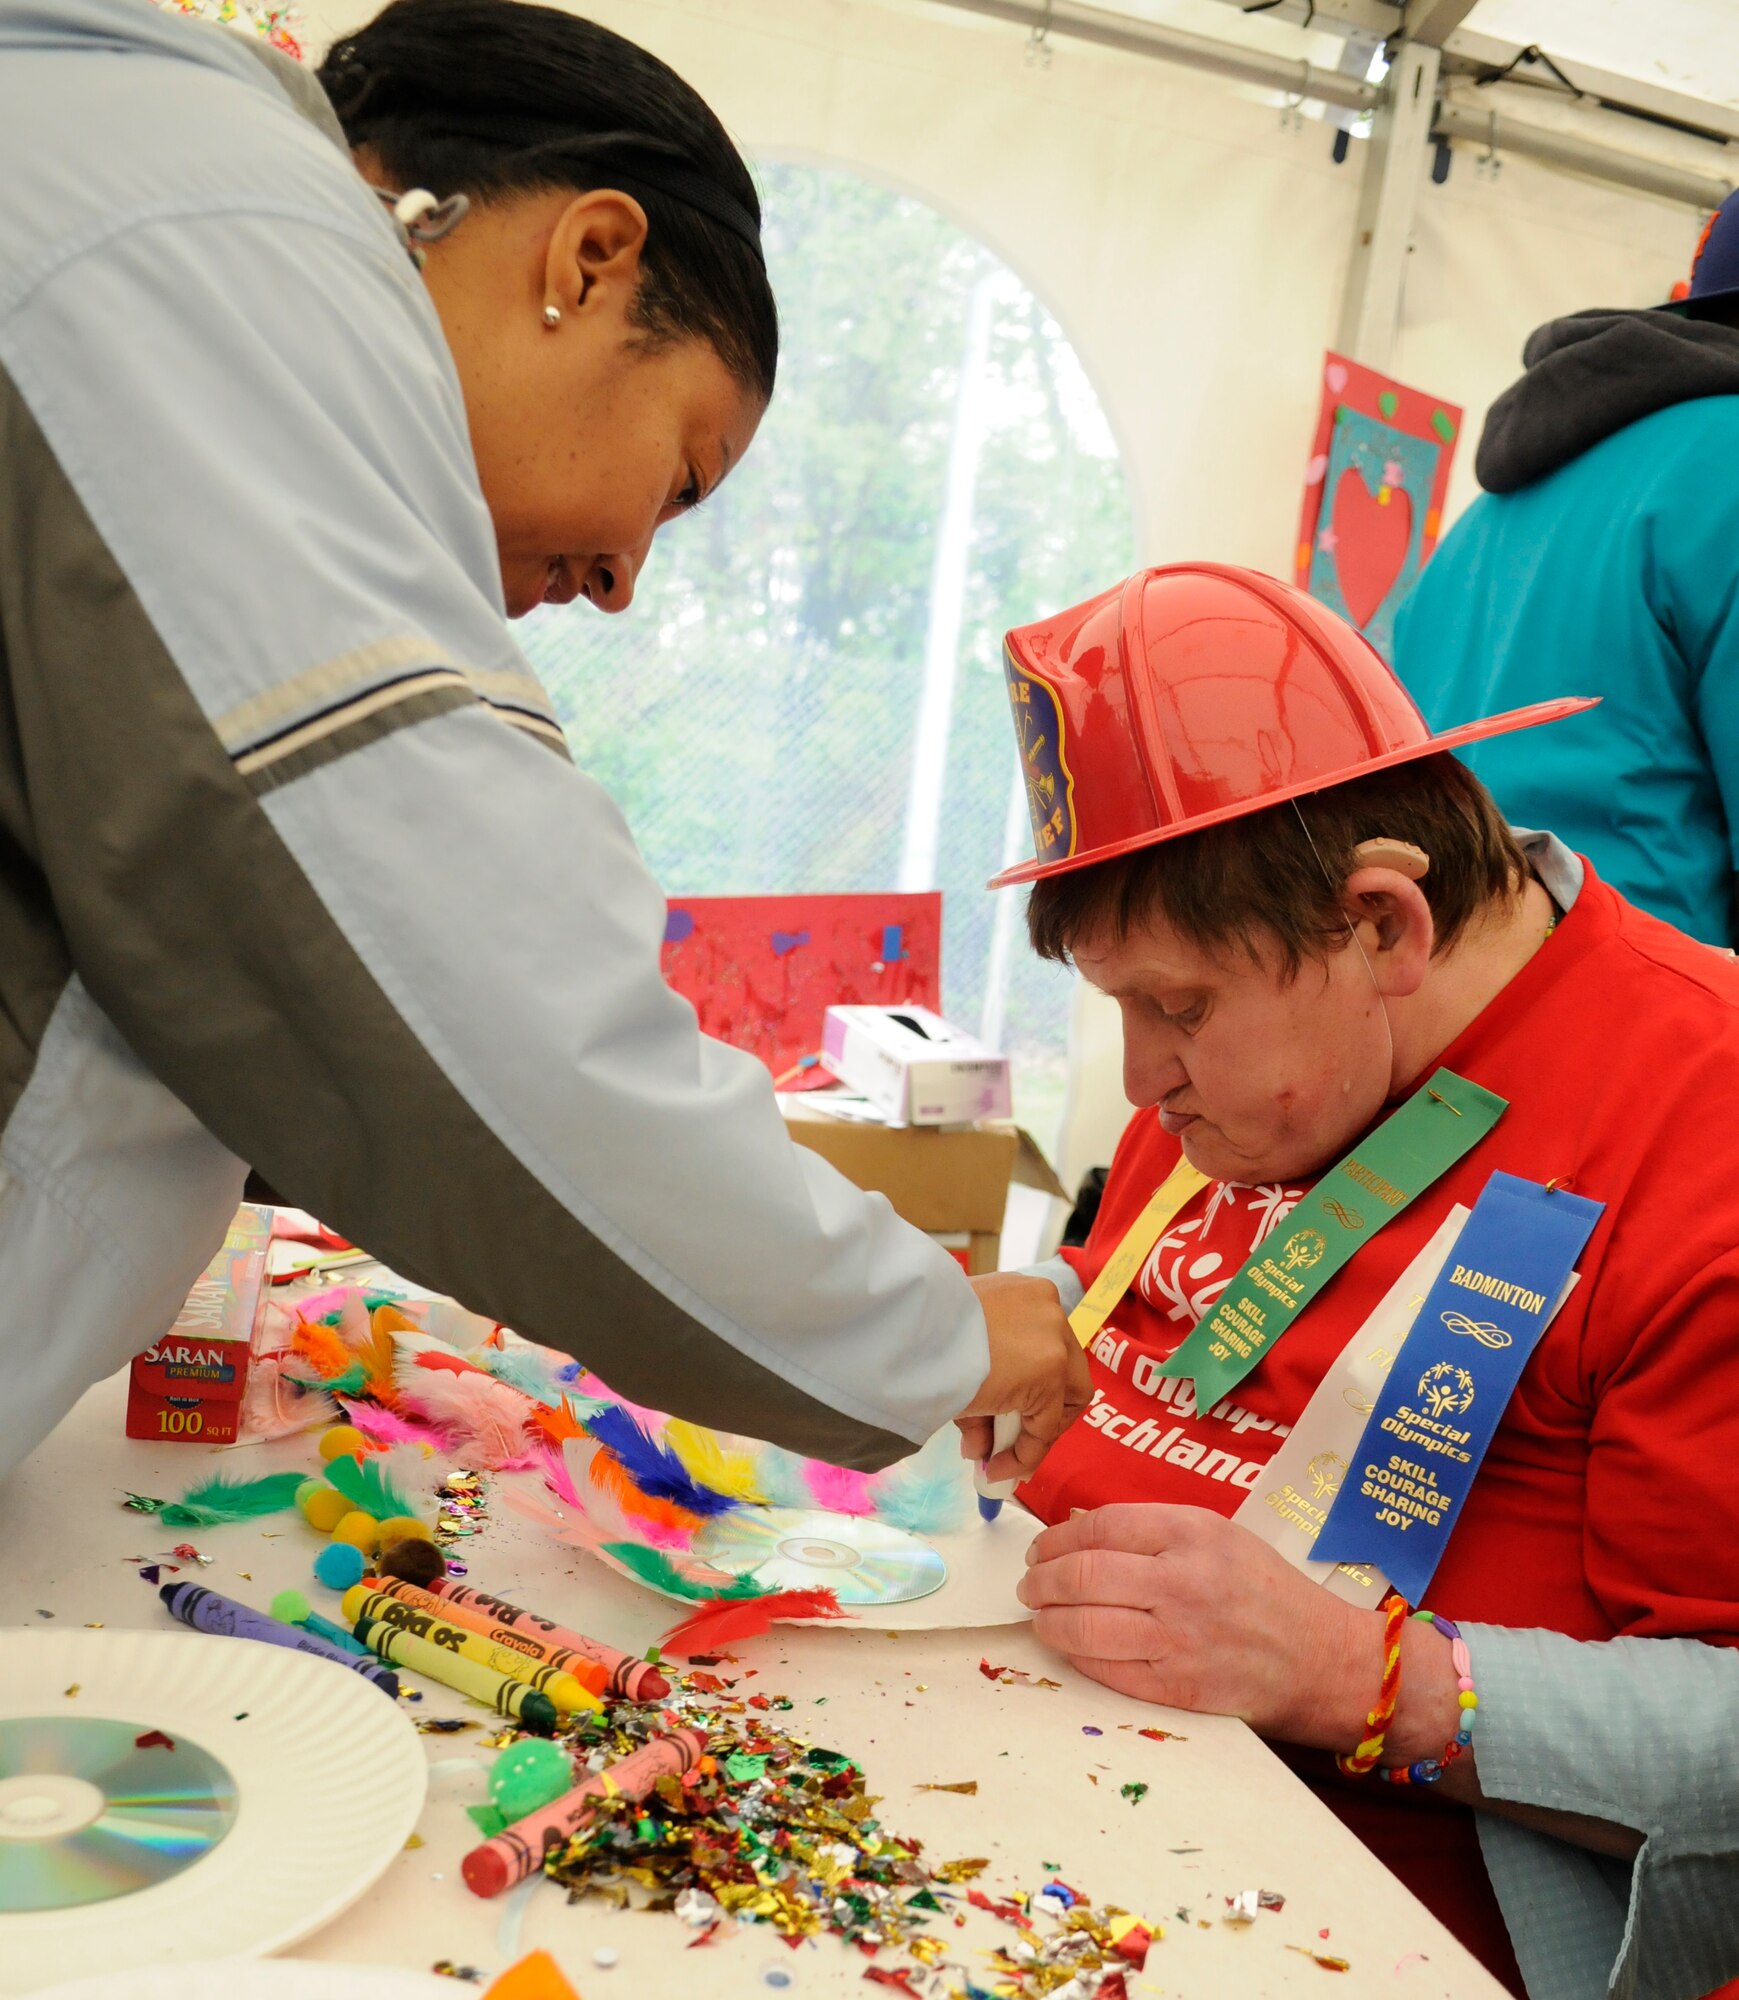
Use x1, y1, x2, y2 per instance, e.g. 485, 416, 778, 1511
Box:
0, 1629, 427, 1994
33, 1964, 455, 2000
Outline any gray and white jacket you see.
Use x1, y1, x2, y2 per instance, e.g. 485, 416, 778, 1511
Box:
0, 0, 987, 1480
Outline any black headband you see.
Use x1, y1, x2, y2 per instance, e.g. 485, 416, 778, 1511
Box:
426, 112, 764, 264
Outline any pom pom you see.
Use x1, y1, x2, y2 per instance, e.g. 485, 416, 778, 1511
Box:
319, 1425, 368, 1462
313, 1541, 367, 1590
377, 1537, 446, 1586
377, 1516, 432, 1549
270, 1588, 311, 1625
331, 1509, 380, 1553
296, 1483, 352, 1533
489, 1739, 574, 1821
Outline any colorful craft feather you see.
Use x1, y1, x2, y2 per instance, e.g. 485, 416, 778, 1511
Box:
586, 1447, 705, 1547
238, 1355, 336, 1442
599, 1541, 764, 1602
324, 1451, 418, 1521
527, 1395, 591, 1450
657, 1588, 848, 1655
482, 1343, 575, 1409
290, 1318, 354, 1381
414, 1347, 486, 1377
584, 1404, 740, 1517
871, 1430, 975, 1535
334, 1396, 447, 1452
803, 1459, 879, 1516
397, 1363, 540, 1469
161, 1471, 307, 1528
665, 1419, 768, 1505
538, 1440, 584, 1510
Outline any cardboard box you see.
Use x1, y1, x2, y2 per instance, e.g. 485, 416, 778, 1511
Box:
820, 1004, 1012, 1126
782, 1098, 1063, 1274
126, 1204, 274, 1444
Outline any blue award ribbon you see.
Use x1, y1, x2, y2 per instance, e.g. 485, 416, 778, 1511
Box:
1313, 1172, 1602, 1605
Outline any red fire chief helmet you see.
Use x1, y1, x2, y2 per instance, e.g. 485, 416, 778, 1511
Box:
988, 564, 1596, 889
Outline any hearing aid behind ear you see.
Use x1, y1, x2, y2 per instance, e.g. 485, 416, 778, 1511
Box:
1351, 838, 1430, 880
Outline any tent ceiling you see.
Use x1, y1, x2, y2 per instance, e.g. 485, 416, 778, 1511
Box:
1027, 0, 1739, 124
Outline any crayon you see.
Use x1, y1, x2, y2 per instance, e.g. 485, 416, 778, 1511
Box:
342, 1586, 602, 1714
358, 1578, 611, 1699
304, 1609, 374, 1657
159, 1582, 399, 1696
461, 1725, 708, 1898
426, 1577, 671, 1702
353, 1614, 560, 1734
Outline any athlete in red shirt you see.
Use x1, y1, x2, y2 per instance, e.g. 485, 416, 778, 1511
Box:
989, 566, 1739, 1997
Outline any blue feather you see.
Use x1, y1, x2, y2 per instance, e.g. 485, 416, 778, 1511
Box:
873, 1428, 975, 1534
584, 1403, 741, 1517
480, 1342, 571, 1408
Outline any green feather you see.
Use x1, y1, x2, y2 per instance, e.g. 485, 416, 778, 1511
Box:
287, 1361, 369, 1398
601, 1541, 771, 1604
324, 1452, 415, 1521
160, 1472, 307, 1528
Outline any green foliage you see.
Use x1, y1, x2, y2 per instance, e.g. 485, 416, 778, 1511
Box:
521, 165, 1135, 1151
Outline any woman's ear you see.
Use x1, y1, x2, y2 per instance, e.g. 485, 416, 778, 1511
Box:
544, 188, 650, 321
1341, 866, 1434, 996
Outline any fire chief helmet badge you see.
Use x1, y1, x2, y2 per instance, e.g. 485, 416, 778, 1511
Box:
988, 564, 1598, 891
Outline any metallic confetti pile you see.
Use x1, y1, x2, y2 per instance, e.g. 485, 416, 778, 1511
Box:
432, 1470, 489, 1573
530, 1670, 1152, 1998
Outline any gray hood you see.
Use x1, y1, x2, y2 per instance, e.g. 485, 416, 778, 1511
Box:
1476, 307, 1739, 493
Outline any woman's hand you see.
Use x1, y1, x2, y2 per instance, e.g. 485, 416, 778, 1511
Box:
1017, 1502, 1408, 1748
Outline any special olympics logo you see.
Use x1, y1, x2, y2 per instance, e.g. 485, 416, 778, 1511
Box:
1307, 1451, 1346, 1502
1441, 1311, 1512, 1350
1280, 1228, 1326, 1273
1322, 1198, 1364, 1231
1417, 1362, 1475, 1419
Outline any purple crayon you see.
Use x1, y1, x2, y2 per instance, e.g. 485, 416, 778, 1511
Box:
159, 1581, 399, 1697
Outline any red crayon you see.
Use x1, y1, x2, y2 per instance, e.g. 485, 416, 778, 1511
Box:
426, 1577, 670, 1702
461, 1725, 708, 1899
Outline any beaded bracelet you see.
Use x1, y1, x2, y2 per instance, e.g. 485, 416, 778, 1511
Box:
1337, 1591, 1409, 1777
1380, 1610, 1477, 1786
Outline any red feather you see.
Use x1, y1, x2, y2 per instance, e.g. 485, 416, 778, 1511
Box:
657, 1588, 849, 1655
414, 1348, 485, 1376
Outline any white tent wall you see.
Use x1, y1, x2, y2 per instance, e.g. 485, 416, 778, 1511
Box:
301, 0, 1704, 1223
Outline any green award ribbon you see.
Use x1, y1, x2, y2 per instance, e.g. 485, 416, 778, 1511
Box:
1156, 1068, 1507, 1411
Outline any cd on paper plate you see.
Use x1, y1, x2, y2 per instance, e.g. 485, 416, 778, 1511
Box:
0, 1716, 237, 1912
695, 1507, 947, 1605
0, 1629, 427, 1996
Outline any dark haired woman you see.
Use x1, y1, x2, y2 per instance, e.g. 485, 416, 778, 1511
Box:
0, 0, 1087, 1482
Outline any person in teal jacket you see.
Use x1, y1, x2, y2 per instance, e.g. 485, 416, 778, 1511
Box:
1395, 191, 1739, 948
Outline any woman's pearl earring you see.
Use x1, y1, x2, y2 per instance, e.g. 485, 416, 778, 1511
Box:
542, 304, 562, 328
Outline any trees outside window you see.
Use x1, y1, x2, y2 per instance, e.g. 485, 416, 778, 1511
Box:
522, 163, 1136, 1152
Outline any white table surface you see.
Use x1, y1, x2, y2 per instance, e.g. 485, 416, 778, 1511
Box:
0, 1371, 1504, 1998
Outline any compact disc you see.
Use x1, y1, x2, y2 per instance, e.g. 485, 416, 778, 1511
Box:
694, 1507, 947, 1605
0, 1717, 237, 1912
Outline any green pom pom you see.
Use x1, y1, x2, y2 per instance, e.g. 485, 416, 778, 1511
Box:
489, 1739, 574, 1822
271, 1589, 311, 1626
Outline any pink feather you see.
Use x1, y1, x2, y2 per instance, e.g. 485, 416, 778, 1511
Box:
803, 1460, 879, 1516
336, 1396, 449, 1451
398, 1366, 539, 1469
336, 1289, 375, 1354
539, 1441, 583, 1510
502, 1486, 611, 1554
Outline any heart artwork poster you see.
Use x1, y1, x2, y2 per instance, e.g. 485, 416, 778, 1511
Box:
1295, 353, 1462, 663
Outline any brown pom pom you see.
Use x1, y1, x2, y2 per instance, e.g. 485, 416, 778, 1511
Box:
377, 1536, 447, 1587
